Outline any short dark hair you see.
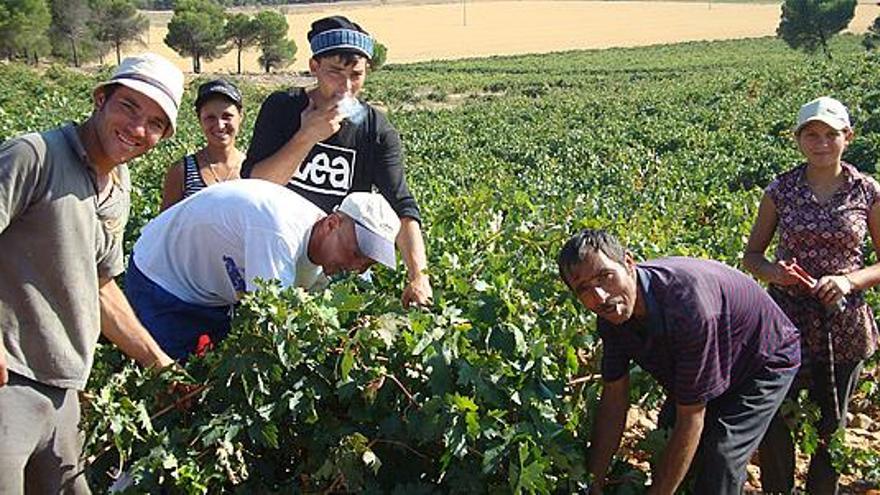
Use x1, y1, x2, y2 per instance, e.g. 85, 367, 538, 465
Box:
99, 83, 120, 100
313, 49, 367, 67
557, 229, 627, 287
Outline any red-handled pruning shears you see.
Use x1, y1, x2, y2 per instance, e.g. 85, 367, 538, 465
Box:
786, 260, 845, 312
787, 261, 818, 289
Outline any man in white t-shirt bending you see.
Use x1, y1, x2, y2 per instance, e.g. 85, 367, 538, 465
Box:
125, 179, 400, 360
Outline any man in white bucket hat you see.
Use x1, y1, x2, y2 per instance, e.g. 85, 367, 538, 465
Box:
0, 53, 182, 492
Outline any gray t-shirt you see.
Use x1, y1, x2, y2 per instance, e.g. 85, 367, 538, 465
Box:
0, 124, 130, 390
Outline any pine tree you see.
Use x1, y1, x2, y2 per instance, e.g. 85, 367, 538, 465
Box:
777, 0, 856, 60
252, 10, 295, 73
91, 0, 149, 65
0, 0, 52, 64
225, 13, 258, 74
49, 0, 92, 67
164, 0, 229, 73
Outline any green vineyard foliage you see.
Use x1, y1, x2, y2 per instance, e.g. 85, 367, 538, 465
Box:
2, 35, 879, 493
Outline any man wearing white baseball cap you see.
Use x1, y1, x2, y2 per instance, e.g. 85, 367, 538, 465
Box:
126, 180, 401, 361
0, 53, 182, 492
339, 188, 401, 269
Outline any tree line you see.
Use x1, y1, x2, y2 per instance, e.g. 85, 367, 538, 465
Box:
0, 0, 144, 66
134, 0, 334, 8
0, 0, 386, 73
166, 0, 299, 73
4, 0, 873, 84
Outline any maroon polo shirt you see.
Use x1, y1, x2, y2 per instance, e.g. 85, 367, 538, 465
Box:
598, 257, 800, 405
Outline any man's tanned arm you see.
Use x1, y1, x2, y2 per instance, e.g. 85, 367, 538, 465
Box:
99, 277, 173, 369
588, 374, 630, 494
647, 402, 706, 495
397, 218, 432, 306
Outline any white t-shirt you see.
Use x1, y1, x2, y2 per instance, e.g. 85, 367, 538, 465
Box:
133, 179, 327, 306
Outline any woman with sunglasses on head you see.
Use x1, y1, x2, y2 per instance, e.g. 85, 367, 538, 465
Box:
161, 79, 245, 210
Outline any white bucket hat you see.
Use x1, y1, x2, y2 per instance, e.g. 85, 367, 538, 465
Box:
795, 96, 851, 134
338, 192, 401, 269
95, 53, 184, 137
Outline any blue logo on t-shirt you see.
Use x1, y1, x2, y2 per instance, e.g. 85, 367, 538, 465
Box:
223, 256, 246, 293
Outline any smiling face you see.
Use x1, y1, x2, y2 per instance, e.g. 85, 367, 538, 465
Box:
309, 54, 368, 102
90, 85, 169, 167
796, 120, 853, 170
197, 97, 242, 149
563, 249, 640, 325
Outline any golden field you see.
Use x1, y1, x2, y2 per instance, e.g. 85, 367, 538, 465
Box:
133, 0, 880, 74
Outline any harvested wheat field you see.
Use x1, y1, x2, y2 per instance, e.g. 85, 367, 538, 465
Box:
136, 0, 880, 74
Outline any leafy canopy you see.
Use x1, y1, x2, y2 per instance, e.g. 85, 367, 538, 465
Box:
0, 0, 52, 63
864, 16, 880, 51
225, 12, 258, 74
164, 0, 229, 73
49, 0, 93, 67
251, 10, 295, 73
777, 0, 856, 60
91, 0, 149, 65
372, 41, 388, 71
252, 9, 288, 47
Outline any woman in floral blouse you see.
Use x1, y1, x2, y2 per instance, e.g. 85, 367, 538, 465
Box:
743, 96, 880, 494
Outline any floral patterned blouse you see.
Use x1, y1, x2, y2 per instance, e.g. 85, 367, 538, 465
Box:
767, 161, 880, 363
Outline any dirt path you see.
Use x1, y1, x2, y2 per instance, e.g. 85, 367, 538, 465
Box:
137, 0, 880, 74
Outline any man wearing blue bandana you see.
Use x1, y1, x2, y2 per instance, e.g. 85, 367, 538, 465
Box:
242, 16, 432, 308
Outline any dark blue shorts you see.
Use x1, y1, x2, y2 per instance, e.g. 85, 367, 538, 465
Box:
125, 257, 232, 361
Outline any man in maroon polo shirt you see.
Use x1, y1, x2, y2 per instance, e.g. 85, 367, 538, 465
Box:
558, 229, 800, 495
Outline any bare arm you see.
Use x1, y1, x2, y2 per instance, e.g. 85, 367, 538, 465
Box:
397, 217, 432, 307
99, 277, 173, 369
588, 374, 630, 494
248, 96, 343, 185
160, 160, 185, 211
742, 193, 799, 286
815, 201, 880, 304
844, 202, 880, 290
0, 338, 7, 387
647, 402, 706, 495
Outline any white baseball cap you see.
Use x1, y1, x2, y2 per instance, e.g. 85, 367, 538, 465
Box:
795, 96, 851, 134
95, 53, 184, 138
338, 192, 401, 269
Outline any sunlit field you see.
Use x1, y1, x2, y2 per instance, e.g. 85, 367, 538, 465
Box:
134, 0, 880, 74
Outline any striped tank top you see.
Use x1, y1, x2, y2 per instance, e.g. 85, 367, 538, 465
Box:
182, 154, 208, 198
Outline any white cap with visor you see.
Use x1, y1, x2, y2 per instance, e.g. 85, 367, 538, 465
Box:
795, 96, 851, 134
338, 193, 401, 269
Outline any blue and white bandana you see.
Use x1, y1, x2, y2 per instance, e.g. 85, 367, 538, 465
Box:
310, 28, 374, 59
